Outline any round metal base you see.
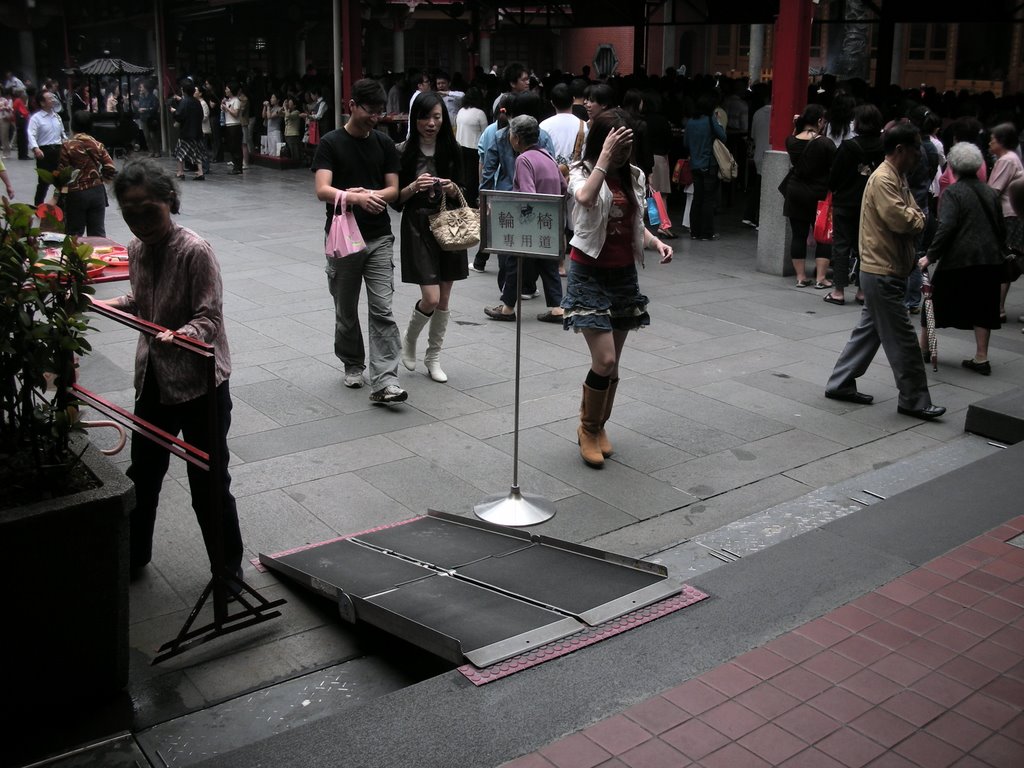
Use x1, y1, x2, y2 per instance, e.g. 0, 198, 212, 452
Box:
474, 487, 556, 527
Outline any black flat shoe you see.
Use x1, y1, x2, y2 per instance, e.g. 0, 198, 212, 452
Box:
825, 390, 873, 405
536, 310, 563, 323
897, 404, 946, 420
961, 358, 991, 376
823, 294, 845, 306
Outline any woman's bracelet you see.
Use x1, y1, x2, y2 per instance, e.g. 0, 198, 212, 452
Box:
593, 165, 608, 175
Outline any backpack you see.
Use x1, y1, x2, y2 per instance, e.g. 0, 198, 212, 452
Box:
557, 119, 586, 180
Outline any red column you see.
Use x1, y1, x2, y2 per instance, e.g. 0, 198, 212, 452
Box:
341, 0, 363, 115
769, 0, 814, 150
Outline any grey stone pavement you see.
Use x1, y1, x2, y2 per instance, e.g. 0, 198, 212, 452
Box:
7, 155, 1024, 766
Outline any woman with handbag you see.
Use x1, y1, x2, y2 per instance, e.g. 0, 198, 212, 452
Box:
393, 92, 467, 383
563, 109, 673, 468
784, 104, 836, 288
682, 93, 726, 241
919, 142, 1006, 375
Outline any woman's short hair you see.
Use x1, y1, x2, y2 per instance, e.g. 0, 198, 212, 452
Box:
946, 141, 984, 177
991, 122, 1020, 152
70, 110, 93, 132
113, 157, 181, 214
852, 104, 883, 137
795, 103, 826, 132
508, 114, 540, 148
584, 83, 615, 108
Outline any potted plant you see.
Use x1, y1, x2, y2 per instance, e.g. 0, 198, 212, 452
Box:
0, 185, 135, 748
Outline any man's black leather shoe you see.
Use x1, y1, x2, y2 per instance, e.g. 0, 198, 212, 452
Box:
825, 390, 874, 405
897, 404, 946, 420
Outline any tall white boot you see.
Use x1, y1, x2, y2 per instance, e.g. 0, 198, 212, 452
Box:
402, 304, 431, 371
424, 308, 450, 382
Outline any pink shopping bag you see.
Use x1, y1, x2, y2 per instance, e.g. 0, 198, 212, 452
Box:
326, 190, 367, 258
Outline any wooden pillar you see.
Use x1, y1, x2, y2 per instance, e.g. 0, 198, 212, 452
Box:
874, 3, 895, 89
769, 0, 813, 151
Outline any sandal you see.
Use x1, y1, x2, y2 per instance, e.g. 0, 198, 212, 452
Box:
814, 281, 834, 290
823, 294, 845, 306
536, 310, 564, 323
174, 173, 185, 179
796, 279, 814, 288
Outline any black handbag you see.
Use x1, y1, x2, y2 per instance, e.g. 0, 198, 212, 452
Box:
966, 183, 1019, 281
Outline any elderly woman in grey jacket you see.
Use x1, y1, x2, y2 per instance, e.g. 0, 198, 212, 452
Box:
919, 142, 1006, 375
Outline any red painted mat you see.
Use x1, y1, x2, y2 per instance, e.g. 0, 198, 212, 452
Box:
458, 585, 710, 686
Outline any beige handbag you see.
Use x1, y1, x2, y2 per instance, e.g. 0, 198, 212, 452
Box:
428, 187, 480, 251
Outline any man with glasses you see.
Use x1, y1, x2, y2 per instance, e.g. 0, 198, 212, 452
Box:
405, 70, 433, 139
313, 79, 407, 404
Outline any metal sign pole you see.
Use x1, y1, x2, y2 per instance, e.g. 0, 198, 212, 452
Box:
474, 190, 564, 526
473, 260, 556, 525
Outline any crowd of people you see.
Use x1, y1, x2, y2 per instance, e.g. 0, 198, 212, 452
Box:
2, 61, 1024, 460
2, 57, 1023, 585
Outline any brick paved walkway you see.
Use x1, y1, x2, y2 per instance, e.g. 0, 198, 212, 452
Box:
506, 517, 1024, 768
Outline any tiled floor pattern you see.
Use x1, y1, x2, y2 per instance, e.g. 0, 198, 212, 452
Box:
505, 517, 1024, 768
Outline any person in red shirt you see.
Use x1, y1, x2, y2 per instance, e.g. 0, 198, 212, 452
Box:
12, 88, 30, 160
562, 109, 673, 467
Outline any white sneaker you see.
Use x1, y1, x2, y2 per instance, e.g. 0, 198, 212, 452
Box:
343, 369, 364, 388
521, 292, 539, 299
369, 384, 408, 404
741, 219, 757, 228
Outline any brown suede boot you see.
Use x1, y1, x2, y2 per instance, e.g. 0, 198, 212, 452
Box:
578, 383, 609, 468
597, 378, 618, 458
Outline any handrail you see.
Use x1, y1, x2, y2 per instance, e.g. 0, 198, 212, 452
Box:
85, 297, 284, 662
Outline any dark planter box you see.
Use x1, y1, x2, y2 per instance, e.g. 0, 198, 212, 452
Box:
0, 440, 134, 717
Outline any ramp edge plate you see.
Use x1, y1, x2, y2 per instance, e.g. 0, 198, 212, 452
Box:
458, 585, 710, 685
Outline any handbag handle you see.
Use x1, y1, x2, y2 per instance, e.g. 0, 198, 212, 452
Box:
436, 185, 469, 214
333, 189, 347, 214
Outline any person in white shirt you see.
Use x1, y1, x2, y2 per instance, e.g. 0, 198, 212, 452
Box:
455, 87, 487, 205
540, 83, 587, 168
28, 91, 67, 204
4, 72, 25, 92
434, 71, 464, 126
406, 71, 432, 138
221, 82, 243, 174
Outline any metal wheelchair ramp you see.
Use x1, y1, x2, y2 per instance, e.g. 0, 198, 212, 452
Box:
260, 511, 683, 668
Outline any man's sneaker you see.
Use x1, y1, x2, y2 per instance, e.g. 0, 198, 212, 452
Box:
741, 219, 758, 229
343, 369, 364, 388
369, 384, 408, 404
469, 263, 486, 273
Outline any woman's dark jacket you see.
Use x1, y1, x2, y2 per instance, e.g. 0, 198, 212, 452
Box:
784, 134, 836, 220
925, 177, 1006, 272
